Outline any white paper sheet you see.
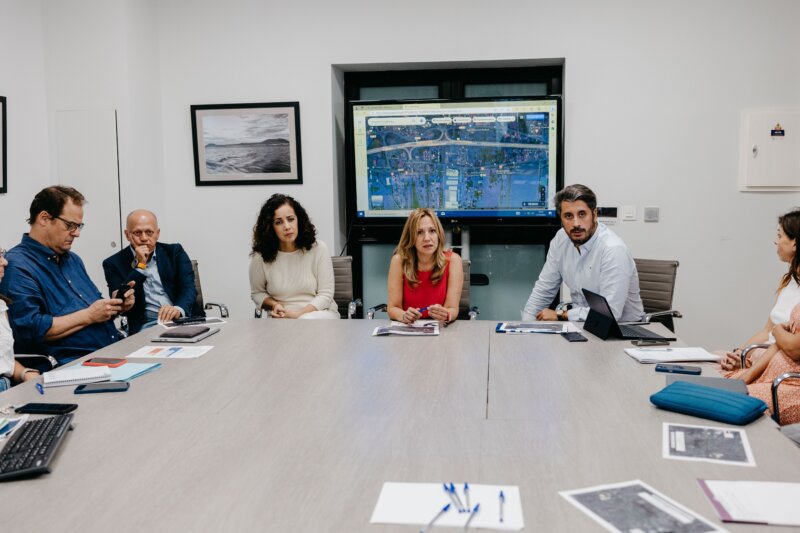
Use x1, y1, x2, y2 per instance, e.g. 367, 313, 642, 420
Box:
624, 347, 720, 364
497, 321, 581, 333
699, 480, 800, 526
372, 320, 440, 336
370, 481, 524, 530
126, 345, 214, 359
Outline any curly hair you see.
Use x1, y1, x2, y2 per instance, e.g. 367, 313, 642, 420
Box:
251, 194, 317, 263
395, 208, 447, 286
779, 208, 800, 290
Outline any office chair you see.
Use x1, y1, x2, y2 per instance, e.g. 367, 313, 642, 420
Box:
367, 259, 478, 320
254, 256, 361, 319
634, 258, 682, 332
191, 260, 229, 318
772, 372, 800, 425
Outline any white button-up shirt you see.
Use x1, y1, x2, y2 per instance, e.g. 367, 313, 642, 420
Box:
522, 223, 644, 322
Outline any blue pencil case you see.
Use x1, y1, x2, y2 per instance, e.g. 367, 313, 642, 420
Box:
650, 381, 767, 425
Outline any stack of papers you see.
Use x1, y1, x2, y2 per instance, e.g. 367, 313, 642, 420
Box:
126, 345, 214, 359
699, 480, 800, 526
372, 320, 439, 336
624, 347, 720, 364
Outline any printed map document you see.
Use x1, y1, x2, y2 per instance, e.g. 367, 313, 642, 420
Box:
372, 320, 439, 337
699, 480, 800, 526
663, 423, 755, 467
561, 480, 724, 533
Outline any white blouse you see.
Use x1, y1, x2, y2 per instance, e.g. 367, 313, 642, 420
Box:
0, 301, 15, 378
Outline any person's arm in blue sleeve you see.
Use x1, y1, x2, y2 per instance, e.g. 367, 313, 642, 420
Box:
522, 241, 563, 320
3, 263, 54, 345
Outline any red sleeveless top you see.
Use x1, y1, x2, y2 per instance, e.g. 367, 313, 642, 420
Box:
403, 251, 451, 318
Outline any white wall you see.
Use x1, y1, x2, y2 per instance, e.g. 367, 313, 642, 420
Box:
5, 0, 800, 348
0, 0, 50, 248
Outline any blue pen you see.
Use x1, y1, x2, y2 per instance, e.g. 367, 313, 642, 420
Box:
464, 483, 471, 513
463, 503, 480, 531
36, 383, 44, 395
420, 503, 450, 533
450, 482, 465, 512
499, 490, 505, 522
418, 306, 429, 314
443, 483, 460, 510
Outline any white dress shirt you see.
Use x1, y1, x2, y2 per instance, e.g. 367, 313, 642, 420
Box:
522, 223, 644, 322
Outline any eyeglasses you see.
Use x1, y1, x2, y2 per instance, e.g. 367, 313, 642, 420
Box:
54, 216, 85, 232
129, 230, 156, 238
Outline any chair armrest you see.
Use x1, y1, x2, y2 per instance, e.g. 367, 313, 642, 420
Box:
468, 306, 479, 320
347, 299, 363, 320
643, 310, 683, 322
205, 302, 229, 318
15, 355, 58, 373
555, 302, 573, 313
741, 343, 771, 369
367, 304, 387, 320
254, 306, 263, 318
771, 372, 800, 424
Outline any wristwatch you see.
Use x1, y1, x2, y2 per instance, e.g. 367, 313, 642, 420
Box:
557, 308, 568, 321
132, 259, 147, 270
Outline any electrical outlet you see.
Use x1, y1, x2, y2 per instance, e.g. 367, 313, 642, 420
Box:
644, 206, 659, 222
621, 205, 636, 221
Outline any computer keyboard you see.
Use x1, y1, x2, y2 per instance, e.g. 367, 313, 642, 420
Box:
620, 323, 668, 340
0, 414, 73, 481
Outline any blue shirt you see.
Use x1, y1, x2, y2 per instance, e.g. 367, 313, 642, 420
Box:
522, 223, 644, 322
0, 234, 120, 364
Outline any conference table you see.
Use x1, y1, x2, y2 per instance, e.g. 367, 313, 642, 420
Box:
1, 318, 798, 532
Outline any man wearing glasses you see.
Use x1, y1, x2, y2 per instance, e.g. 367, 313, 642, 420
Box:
0, 186, 135, 365
102, 209, 200, 334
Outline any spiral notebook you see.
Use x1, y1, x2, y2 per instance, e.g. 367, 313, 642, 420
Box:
42, 365, 112, 388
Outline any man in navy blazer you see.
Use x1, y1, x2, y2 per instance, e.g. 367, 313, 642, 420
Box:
103, 210, 202, 334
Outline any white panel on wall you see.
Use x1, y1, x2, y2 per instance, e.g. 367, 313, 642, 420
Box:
739, 108, 800, 191
54, 109, 122, 292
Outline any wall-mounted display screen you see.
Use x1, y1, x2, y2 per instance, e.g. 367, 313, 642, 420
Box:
349, 96, 562, 224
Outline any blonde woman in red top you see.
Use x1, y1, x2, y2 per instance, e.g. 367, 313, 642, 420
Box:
387, 208, 463, 324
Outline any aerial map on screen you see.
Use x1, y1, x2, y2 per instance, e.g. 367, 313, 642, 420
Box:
352, 99, 559, 219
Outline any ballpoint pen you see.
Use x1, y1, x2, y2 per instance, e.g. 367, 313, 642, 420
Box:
36, 383, 44, 395
420, 503, 450, 533
443, 483, 461, 511
499, 490, 505, 523
464, 482, 470, 512
462, 503, 479, 531
450, 482, 466, 512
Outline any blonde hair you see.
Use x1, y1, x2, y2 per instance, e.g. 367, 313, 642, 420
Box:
395, 208, 447, 286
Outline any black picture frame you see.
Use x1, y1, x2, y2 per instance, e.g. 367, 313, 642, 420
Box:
0, 96, 6, 194
191, 101, 302, 186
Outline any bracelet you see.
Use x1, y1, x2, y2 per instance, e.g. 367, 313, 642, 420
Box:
19, 368, 39, 382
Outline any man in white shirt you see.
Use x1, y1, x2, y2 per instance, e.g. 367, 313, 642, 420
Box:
522, 184, 644, 322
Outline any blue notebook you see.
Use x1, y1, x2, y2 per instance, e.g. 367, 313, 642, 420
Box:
110, 362, 161, 382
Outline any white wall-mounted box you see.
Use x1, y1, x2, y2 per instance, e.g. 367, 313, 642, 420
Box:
739, 108, 800, 191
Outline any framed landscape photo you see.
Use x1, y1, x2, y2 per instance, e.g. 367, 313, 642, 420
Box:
191, 101, 302, 186
1, 96, 6, 193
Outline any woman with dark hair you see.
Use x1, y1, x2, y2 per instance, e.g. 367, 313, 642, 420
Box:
720, 208, 800, 371
387, 208, 463, 324
0, 246, 41, 392
248, 194, 338, 319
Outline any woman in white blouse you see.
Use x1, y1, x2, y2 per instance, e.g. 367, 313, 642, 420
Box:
0, 246, 41, 391
721, 209, 800, 371
249, 194, 338, 319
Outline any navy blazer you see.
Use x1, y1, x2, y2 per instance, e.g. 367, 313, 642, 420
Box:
102, 242, 203, 334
